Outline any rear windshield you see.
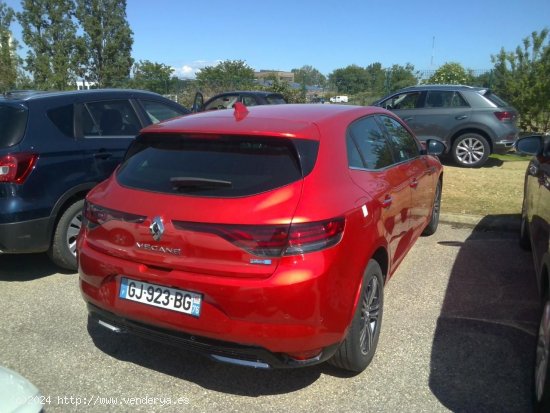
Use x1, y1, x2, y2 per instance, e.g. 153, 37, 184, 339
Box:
479, 90, 510, 107
266, 95, 287, 104
0, 103, 28, 147
117, 135, 318, 197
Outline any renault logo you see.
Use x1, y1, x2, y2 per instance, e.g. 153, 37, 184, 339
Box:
149, 216, 165, 241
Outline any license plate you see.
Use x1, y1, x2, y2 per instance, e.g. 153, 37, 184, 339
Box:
119, 277, 201, 317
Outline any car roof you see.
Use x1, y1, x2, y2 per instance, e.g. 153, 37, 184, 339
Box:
141, 104, 386, 140
208, 90, 284, 97
1, 88, 167, 102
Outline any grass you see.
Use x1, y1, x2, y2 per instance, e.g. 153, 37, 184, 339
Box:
441, 154, 528, 216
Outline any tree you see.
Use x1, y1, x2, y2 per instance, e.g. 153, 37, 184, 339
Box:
328, 64, 369, 95
131, 60, 174, 94
195, 60, 256, 93
0, 1, 19, 92
386, 63, 418, 92
427, 62, 473, 85
364, 62, 386, 95
492, 29, 550, 132
75, 0, 134, 88
291, 65, 326, 87
18, 0, 79, 90
262, 78, 306, 103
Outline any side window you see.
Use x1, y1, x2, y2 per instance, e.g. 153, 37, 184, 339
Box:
83, 100, 141, 137
425, 91, 469, 108
141, 100, 185, 124
242, 95, 259, 106
382, 92, 421, 110
204, 94, 239, 110
379, 116, 419, 162
48, 104, 74, 137
347, 116, 394, 170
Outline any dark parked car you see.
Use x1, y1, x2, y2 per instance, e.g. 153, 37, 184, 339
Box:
79, 103, 444, 372
0, 89, 190, 271
374, 85, 519, 168
516, 134, 550, 411
192, 90, 286, 112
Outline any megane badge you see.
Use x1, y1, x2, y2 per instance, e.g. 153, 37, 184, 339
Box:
149, 216, 165, 241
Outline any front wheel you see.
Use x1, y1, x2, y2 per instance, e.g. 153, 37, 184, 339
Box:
452, 133, 490, 168
48, 199, 84, 272
535, 299, 550, 412
329, 259, 384, 372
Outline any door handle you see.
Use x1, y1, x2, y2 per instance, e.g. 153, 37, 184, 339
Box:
382, 196, 393, 208
455, 115, 468, 120
410, 178, 419, 189
402, 117, 414, 122
94, 152, 113, 160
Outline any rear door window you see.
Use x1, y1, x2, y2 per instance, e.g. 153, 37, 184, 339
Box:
82, 100, 141, 137
117, 135, 319, 197
425, 91, 469, 108
0, 103, 28, 147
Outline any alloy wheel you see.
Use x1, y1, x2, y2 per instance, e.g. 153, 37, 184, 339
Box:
455, 137, 486, 165
360, 276, 381, 355
66, 211, 83, 257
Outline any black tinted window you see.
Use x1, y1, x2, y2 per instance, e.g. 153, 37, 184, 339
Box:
380, 116, 419, 162
117, 135, 318, 197
48, 104, 74, 137
0, 103, 27, 147
83, 100, 141, 136
347, 116, 393, 169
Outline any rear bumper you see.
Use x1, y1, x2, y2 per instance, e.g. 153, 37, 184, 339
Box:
87, 303, 339, 369
493, 139, 517, 154
0, 217, 51, 253
78, 237, 359, 367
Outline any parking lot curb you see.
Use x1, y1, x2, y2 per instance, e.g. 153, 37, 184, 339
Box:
440, 213, 521, 232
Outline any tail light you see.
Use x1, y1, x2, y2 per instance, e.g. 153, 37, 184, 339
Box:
0, 153, 38, 183
494, 111, 514, 121
174, 218, 345, 257
83, 202, 145, 228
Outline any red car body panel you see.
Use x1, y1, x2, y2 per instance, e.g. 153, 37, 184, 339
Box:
78, 104, 443, 366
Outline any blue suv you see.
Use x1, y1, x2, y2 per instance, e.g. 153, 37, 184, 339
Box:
0, 89, 189, 271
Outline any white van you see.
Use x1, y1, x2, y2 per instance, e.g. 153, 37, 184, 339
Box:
329, 95, 348, 103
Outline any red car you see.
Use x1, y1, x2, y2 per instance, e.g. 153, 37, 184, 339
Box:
78, 103, 444, 372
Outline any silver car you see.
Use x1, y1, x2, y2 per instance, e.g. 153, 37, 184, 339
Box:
374, 85, 519, 167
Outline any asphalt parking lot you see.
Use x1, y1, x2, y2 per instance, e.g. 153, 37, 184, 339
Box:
0, 222, 540, 413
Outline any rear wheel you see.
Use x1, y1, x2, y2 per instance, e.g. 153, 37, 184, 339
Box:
48, 199, 84, 272
422, 180, 442, 236
329, 259, 384, 372
452, 133, 490, 168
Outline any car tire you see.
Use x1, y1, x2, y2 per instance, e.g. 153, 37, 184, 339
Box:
329, 259, 384, 372
48, 199, 84, 272
422, 180, 442, 236
519, 212, 531, 251
535, 298, 550, 412
452, 133, 490, 168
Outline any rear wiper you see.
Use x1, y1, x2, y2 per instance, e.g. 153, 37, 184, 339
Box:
170, 177, 232, 190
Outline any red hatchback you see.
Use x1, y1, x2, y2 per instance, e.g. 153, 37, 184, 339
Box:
78, 103, 444, 372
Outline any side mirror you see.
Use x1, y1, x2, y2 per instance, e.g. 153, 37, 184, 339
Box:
191, 91, 204, 113
424, 139, 446, 156
515, 135, 542, 156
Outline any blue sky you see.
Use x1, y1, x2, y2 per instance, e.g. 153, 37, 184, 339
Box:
4, 0, 550, 78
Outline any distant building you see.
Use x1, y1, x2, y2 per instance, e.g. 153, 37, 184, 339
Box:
255, 70, 294, 83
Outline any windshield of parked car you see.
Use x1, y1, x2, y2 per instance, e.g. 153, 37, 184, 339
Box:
0, 103, 28, 148
117, 135, 318, 197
